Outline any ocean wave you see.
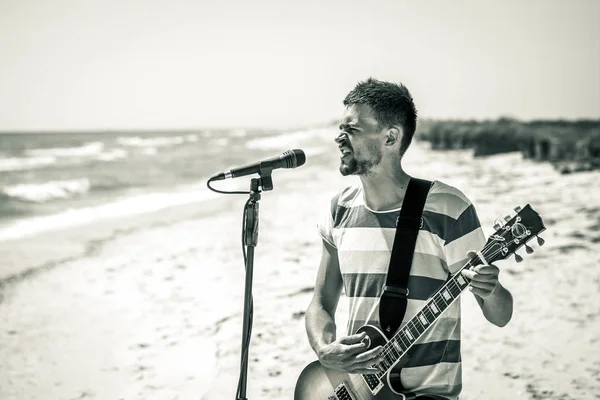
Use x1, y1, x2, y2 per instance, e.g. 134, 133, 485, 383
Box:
0, 155, 57, 172
96, 148, 128, 162
245, 128, 333, 150
26, 141, 105, 158
0, 183, 220, 241
116, 134, 198, 148
2, 179, 91, 203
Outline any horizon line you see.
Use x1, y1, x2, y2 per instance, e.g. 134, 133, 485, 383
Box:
1, 116, 599, 134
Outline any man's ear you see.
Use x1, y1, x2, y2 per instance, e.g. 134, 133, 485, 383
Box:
384, 126, 402, 146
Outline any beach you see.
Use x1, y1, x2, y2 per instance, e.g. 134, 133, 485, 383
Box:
1, 128, 599, 400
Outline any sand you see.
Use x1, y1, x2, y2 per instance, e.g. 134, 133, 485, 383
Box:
1, 134, 599, 400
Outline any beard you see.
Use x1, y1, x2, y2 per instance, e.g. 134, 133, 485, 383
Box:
339, 148, 382, 176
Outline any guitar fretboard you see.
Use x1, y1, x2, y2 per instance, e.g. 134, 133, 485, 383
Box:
375, 259, 478, 376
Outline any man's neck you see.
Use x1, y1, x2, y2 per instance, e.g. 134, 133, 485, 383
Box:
359, 164, 411, 211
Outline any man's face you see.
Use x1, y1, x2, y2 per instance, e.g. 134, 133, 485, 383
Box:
336, 104, 384, 176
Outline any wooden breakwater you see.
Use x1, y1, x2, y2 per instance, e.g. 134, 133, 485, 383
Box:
415, 118, 600, 174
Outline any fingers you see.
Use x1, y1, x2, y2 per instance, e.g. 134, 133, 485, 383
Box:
469, 285, 497, 298
468, 280, 496, 292
344, 341, 369, 356
466, 250, 479, 260
338, 332, 366, 345
337, 333, 370, 356
461, 253, 500, 299
354, 346, 383, 363
461, 268, 498, 282
473, 264, 499, 275
348, 346, 385, 374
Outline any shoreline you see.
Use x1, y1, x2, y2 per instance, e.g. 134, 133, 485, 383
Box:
0, 187, 241, 285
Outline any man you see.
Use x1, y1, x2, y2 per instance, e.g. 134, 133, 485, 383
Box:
304, 78, 513, 399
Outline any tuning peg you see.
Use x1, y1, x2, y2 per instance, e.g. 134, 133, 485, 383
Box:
493, 218, 505, 231
514, 206, 522, 213
536, 236, 545, 246
514, 253, 524, 263
504, 215, 512, 222
525, 244, 534, 254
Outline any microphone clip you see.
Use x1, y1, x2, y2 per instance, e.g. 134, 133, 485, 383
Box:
257, 162, 274, 191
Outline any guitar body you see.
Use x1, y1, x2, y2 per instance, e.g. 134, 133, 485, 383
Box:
295, 325, 414, 400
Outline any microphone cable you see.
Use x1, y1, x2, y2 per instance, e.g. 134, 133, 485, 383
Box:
206, 176, 249, 195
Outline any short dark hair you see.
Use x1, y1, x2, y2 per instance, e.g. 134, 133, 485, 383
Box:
343, 78, 417, 155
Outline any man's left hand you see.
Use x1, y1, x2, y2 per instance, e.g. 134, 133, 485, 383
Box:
461, 250, 500, 299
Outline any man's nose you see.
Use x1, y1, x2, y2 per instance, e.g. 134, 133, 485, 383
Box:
335, 132, 347, 144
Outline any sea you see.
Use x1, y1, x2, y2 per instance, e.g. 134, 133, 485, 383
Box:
0, 128, 322, 242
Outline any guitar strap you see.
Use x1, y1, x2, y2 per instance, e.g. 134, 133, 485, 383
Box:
379, 177, 432, 339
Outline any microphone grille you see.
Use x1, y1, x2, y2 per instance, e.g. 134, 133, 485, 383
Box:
286, 149, 306, 168
283, 149, 306, 168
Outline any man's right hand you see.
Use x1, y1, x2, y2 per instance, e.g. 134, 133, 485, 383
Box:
317, 332, 385, 374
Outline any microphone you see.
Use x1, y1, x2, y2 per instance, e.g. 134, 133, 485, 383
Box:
210, 149, 306, 181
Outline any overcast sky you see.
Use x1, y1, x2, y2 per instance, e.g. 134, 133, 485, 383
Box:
0, 0, 598, 131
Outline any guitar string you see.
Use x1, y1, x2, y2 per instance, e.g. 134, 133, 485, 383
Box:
375, 237, 519, 376
372, 234, 526, 378
376, 252, 498, 374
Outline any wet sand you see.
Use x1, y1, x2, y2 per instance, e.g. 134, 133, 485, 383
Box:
1, 133, 599, 399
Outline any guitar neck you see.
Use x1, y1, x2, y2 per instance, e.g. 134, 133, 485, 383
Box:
378, 257, 479, 372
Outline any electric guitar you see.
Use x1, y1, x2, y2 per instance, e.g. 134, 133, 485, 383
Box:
295, 204, 546, 400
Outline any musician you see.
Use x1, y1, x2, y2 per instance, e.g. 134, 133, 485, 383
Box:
304, 78, 513, 399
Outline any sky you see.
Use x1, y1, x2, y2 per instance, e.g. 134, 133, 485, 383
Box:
0, 0, 599, 131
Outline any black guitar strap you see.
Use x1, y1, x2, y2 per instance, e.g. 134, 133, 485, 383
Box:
379, 177, 432, 339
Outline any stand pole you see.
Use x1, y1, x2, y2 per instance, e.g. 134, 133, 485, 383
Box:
237, 244, 254, 400
237, 177, 262, 400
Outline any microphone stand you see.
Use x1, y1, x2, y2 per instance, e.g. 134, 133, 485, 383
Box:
237, 164, 273, 400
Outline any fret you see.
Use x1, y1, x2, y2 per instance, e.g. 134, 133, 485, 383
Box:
454, 277, 464, 293
448, 279, 461, 297
392, 338, 403, 353
456, 274, 468, 288
382, 352, 398, 369
418, 313, 429, 327
395, 331, 409, 349
441, 288, 453, 302
382, 355, 393, 370
433, 296, 445, 312
385, 344, 398, 359
408, 321, 420, 338
398, 330, 411, 348
413, 316, 425, 333
423, 305, 435, 322
404, 328, 415, 343
430, 301, 440, 315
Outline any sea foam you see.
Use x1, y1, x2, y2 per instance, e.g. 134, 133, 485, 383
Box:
2, 179, 91, 203
0, 182, 220, 241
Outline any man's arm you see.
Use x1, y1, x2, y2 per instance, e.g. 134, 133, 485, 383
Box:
305, 240, 384, 374
305, 240, 343, 351
461, 250, 513, 327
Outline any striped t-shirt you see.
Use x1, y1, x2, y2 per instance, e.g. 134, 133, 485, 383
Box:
317, 180, 486, 399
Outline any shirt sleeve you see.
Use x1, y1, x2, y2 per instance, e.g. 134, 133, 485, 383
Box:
317, 195, 337, 248
443, 202, 487, 274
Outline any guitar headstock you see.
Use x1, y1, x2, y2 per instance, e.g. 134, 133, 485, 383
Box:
482, 204, 546, 264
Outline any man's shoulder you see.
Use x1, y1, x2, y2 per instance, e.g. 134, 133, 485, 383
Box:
426, 179, 475, 220
429, 180, 473, 205
332, 183, 362, 207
